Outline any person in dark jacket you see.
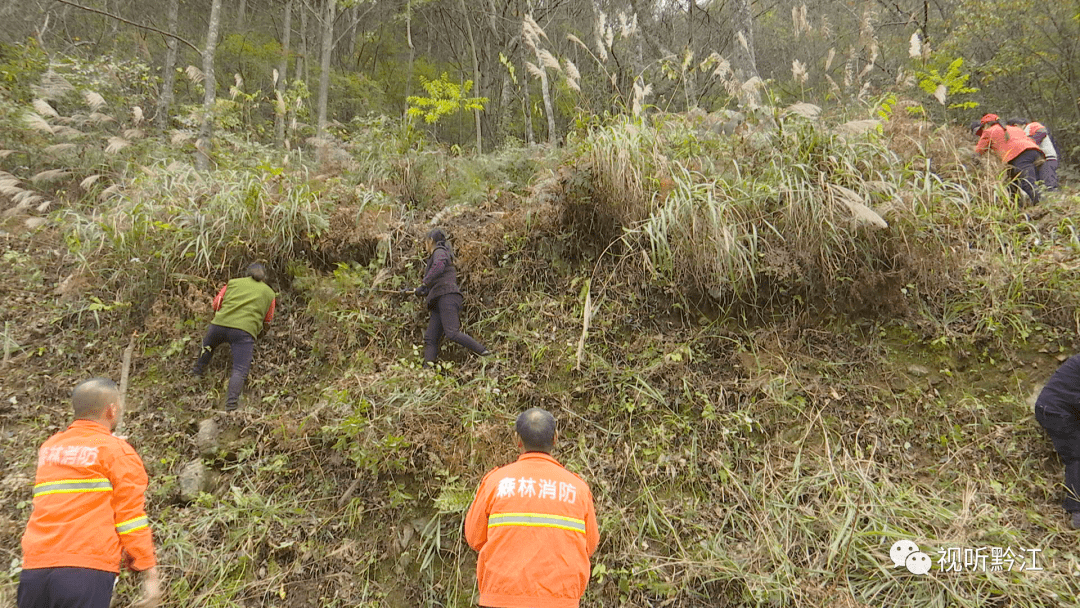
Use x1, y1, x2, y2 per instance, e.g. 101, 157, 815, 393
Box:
193, 263, 277, 410
409, 229, 490, 367
1034, 355, 1080, 529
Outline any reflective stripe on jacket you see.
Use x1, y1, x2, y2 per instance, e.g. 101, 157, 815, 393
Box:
21, 420, 156, 573
464, 452, 599, 608
975, 124, 1041, 163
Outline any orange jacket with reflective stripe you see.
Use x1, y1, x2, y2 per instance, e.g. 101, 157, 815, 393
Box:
21, 420, 156, 573
464, 452, 599, 608
975, 124, 1041, 163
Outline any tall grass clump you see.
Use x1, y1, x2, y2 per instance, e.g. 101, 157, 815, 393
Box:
573, 114, 911, 309
64, 161, 330, 295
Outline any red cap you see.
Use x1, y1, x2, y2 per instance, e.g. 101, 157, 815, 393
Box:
980, 113, 999, 124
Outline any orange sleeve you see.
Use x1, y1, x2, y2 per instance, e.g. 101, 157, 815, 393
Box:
212, 285, 227, 311
974, 131, 992, 155
264, 298, 276, 323
109, 444, 156, 571
464, 472, 494, 551
584, 487, 599, 556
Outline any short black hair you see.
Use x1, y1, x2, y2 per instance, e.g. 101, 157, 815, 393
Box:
427, 228, 448, 245
1006, 117, 1029, 126
247, 263, 267, 282
72, 377, 120, 419
516, 407, 556, 452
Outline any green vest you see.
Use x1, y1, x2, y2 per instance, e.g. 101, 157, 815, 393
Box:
212, 277, 276, 338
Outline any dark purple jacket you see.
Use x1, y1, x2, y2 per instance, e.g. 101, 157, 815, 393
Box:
1037, 355, 1080, 418
420, 244, 461, 308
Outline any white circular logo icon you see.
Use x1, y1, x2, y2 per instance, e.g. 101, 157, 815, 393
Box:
905, 551, 932, 575
890, 540, 920, 568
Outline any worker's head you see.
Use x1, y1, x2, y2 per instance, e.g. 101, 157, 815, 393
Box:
969, 120, 983, 137
979, 113, 1009, 139
246, 263, 267, 282
515, 407, 557, 453
425, 228, 448, 254
1006, 117, 1028, 127
72, 377, 123, 431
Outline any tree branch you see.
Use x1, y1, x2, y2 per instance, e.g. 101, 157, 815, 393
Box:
54, 0, 201, 53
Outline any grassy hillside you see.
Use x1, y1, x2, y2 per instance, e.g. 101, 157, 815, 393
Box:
2, 67, 1080, 607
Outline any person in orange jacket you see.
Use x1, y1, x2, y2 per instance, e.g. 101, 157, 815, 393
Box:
18, 377, 160, 608
974, 113, 1044, 206
464, 408, 599, 608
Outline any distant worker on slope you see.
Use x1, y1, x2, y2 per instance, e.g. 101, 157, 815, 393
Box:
1008, 117, 1059, 191
406, 229, 491, 368
1034, 356, 1080, 529
193, 263, 276, 411
18, 377, 160, 608
464, 407, 599, 608
974, 113, 1044, 206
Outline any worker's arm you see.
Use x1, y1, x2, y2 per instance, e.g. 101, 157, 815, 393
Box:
464, 473, 493, 551
584, 487, 600, 557
212, 285, 227, 311
110, 445, 157, 573
264, 298, 276, 323
974, 131, 992, 155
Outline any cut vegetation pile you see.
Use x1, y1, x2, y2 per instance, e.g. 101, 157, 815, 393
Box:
3, 66, 1080, 608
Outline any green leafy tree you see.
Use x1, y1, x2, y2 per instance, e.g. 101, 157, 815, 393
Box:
406, 72, 487, 127
916, 56, 979, 111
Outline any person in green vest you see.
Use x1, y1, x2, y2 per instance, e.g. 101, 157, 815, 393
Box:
192, 263, 277, 411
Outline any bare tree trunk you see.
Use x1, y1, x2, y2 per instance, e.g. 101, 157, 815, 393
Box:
298, 0, 309, 83
196, 0, 223, 171
404, 0, 414, 106
519, 42, 534, 144
346, 3, 359, 63
317, 0, 336, 153
236, 0, 247, 30
732, 0, 759, 81
275, 0, 294, 147
497, 68, 512, 145
459, 0, 483, 152
535, 49, 556, 143
155, 0, 180, 131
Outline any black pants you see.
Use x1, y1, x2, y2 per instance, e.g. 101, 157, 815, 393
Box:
1035, 403, 1080, 513
1007, 149, 1042, 206
194, 323, 256, 408
1038, 158, 1059, 191
18, 567, 115, 608
424, 293, 486, 363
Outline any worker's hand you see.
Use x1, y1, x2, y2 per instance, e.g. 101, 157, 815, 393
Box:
134, 566, 161, 608
414, 286, 428, 297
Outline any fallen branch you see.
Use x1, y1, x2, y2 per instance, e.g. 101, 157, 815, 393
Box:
54, 0, 201, 53
574, 280, 593, 371
119, 331, 138, 404
337, 477, 363, 509
2, 321, 10, 365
